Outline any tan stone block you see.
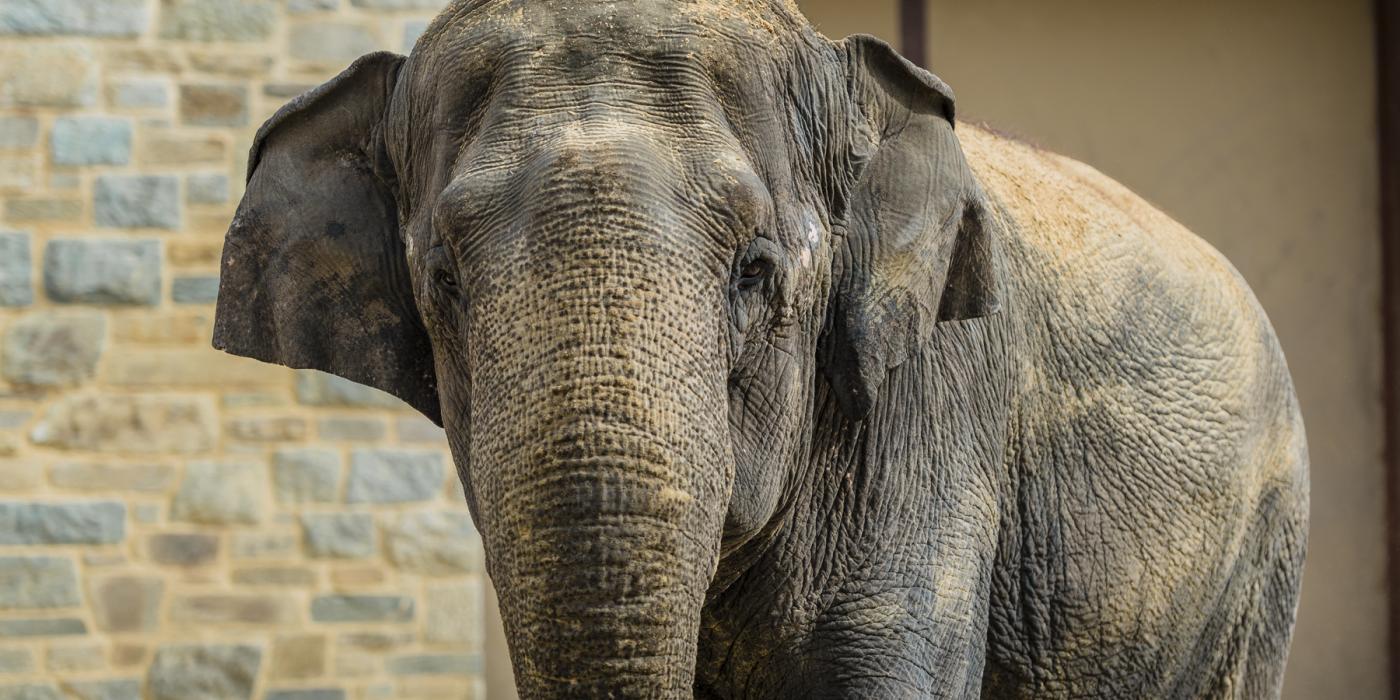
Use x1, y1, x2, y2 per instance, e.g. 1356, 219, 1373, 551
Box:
180, 84, 248, 127
106, 349, 290, 387
169, 594, 298, 625
46, 642, 105, 673
139, 133, 226, 165
112, 642, 147, 668
188, 52, 274, 77
168, 239, 225, 266
270, 633, 325, 680
331, 566, 386, 588
4, 197, 82, 223
230, 531, 298, 560
104, 47, 185, 73
31, 393, 218, 454
424, 580, 483, 650
0, 43, 96, 108
0, 155, 36, 190
394, 678, 481, 700
188, 211, 235, 235
231, 566, 316, 586
0, 460, 40, 490
49, 462, 176, 493
91, 575, 164, 633
226, 416, 307, 442
110, 312, 213, 345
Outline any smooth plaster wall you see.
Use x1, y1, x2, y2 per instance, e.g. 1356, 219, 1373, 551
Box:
923, 0, 1383, 696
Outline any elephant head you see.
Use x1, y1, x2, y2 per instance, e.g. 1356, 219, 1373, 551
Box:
214, 0, 1001, 695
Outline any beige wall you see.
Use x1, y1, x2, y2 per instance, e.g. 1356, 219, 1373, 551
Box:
922, 0, 1383, 696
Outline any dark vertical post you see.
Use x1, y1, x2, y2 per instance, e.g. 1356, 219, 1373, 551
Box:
899, 0, 927, 67
1378, 0, 1400, 697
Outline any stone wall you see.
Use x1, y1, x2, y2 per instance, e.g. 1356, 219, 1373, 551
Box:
0, 1, 486, 699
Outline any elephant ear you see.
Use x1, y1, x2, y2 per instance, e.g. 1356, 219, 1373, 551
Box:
822, 35, 1003, 418
213, 52, 441, 424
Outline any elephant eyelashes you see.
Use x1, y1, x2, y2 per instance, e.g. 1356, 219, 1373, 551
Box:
737, 259, 771, 291
424, 245, 460, 298
434, 269, 459, 291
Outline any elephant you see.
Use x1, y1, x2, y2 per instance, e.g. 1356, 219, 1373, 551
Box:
211, 0, 1308, 697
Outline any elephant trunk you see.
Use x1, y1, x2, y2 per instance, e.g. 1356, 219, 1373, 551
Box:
467, 213, 732, 696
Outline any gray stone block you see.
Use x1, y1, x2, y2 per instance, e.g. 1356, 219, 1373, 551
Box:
0, 117, 38, 148
0, 649, 31, 674
286, 0, 338, 12
61, 680, 141, 700
172, 275, 219, 304
384, 510, 480, 575
264, 691, 345, 700
0, 618, 86, 637
318, 416, 387, 441
346, 449, 443, 504
2, 310, 106, 387
0, 557, 80, 609
0, 502, 126, 545
0, 0, 147, 37
31, 393, 216, 454
273, 448, 340, 503
111, 80, 169, 109
91, 576, 163, 633
310, 595, 414, 623
296, 371, 407, 409
0, 232, 33, 307
386, 653, 482, 676
185, 172, 228, 203
171, 461, 266, 524
148, 533, 219, 566
95, 175, 180, 229
0, 685, 61, 700
51, 117, 131, 166
44, 239, 161, 305
302, 513, 374, 558
159, 0, 275, 42
147, 644, 261, 700
288, 23, 376, 65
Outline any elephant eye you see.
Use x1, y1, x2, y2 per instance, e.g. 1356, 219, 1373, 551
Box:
736, 258, 772, 291
434, 268, 458, 291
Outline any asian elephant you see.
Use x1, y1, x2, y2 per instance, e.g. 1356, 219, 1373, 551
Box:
211, 0, 1308, 697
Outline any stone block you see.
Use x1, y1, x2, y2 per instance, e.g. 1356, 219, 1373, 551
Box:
185, 173, 228, 203
384, 510, 480, 575
226, 416, 306, 441
95, 175, 180, 229
5, 198, 81, 222
140, 133, 225, 165
0, 649, 31, 674
269, 634, 325, 680
273, 448, 340, 503
0, 118, 37, 148
230, 531, 296, 559
61, 680, 141, 700
169, 594, 297, 625
310, 595, 414, 623
31, 393, 216, 454
158, 0, 275, 42
329, 565, 384, 587
148, 533, 219, 566
147, 644, 261, 700
45, 643, 104, 673
171, 460, 266, 524
230, 566, 315, 586
51, 118, 132, 166
187, 52, 272, 77
168, 239, 223, 265
0, 0, 147, 37
0, 557, 80, 609
0, 233, 31, 307
111, 644, 146, 668
346, 449, 444, 504
49, 463, 175, 493
387, 654, 481, 676
90, 576, 163, 633
302, 513, 374, 559
424, 580, 483, 647
287, 0, 338, 11
0, 156, 35, 190
180, 84, 248, 127
1, 310, 106, 387
264, 691, 345, 700
43, 239, 161, 305
172, 275, 220, 304
296, 370, 406, 409
0, 43, 95, 108
397, 415, 447, 443
0, 685, 61, 700
0, 619, 86, 637
133, 504, 161, 524
0, 460, 41, 490
111, 81, 169, 109
107, 349, 289, 387
349, 0, 445, 8
318, 416, 387, 441
0, 502, 126, 545
289, 23, 377, 65
111, 311, 211, 344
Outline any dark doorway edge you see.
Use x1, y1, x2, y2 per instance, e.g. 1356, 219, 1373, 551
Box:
899, 0, 927, 68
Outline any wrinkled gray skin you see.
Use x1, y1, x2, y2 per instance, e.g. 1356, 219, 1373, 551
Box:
212, 0, 1309, 697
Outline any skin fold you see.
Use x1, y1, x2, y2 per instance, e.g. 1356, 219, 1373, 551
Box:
211, 1, 1309, 697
